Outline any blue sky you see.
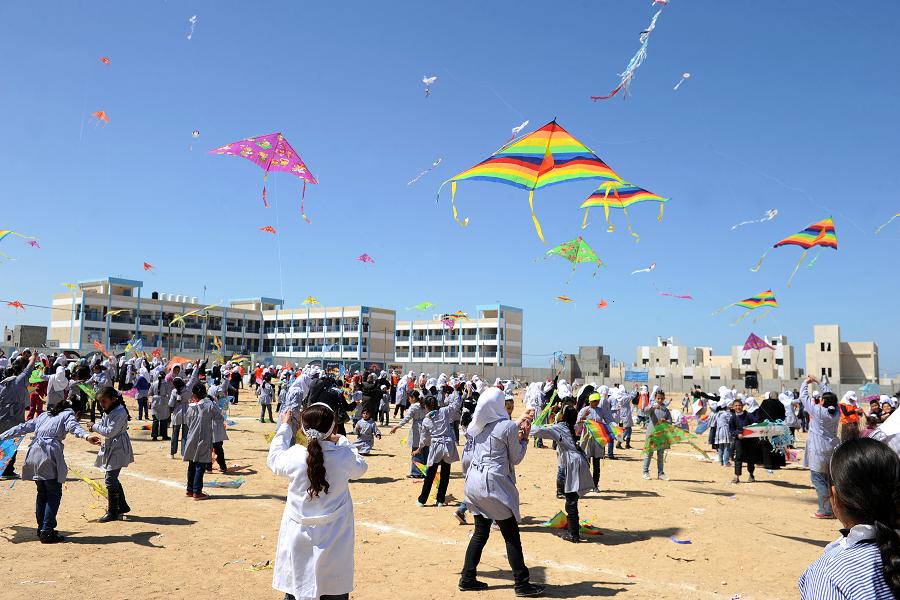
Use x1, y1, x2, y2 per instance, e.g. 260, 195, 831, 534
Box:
0, 1, 897, 373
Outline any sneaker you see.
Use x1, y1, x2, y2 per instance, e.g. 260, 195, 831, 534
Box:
561, 532, 582, 544
186, 490, 194, 496
642, 472, 651, 480
454, 510, 467, 525
556, 493, 565, 499
515, 583, 546, 597
731, 476, 739, 484
193, 493, 210, 501
436, 502, 446, 507
657, 473, 669, 481
39, 529, 65, 544
416, 501, 425, 507
814, 512, 836, 519
748, 475, 756, 483
151, 437, 158, 441
459, 580, 489, 592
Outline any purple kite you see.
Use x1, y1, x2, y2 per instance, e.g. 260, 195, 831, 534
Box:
356, 253, 375, 265
742, 333, 773, 351
210, 132, 318, 222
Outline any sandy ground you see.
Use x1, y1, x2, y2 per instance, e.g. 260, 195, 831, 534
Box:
0, 390, 836, 600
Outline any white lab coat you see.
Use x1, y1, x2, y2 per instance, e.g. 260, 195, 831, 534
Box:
267, 424, 368, 600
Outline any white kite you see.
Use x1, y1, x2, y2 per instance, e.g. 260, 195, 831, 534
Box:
509, 120, 529, 141
422, 75, 437, 97
631, 262, 657, 275
731, 209, 778, 230
187, 15, 198, 40
674, 72, 691, 91
407, 158, 442, 186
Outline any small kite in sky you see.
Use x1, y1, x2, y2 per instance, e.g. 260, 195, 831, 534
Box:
597, 299, 609, 309
631, 262, 656, 275
652, 0, 669, 4
875, 212, 900, 234
732, 209, 778, 230
143, 262, 154, 271
26, 240, 40, 248
592, 7, 665, 101
190, 130, 200, 151
546, 236, 603, 276
303, 296, 321, 306
356, 253, 375, 265
62, 283, 77, 291
91, 111, 109, 125
99, 57, 111, 65
742, 333, 773, 351
751, 217, 837, 287
407, 158, 442, 186
260, 225, 277, 235
556, 296, 574, 303
673, 72, 691, 91
7, 301, 25, 310
187, 15, 198, 40
422, 75, 437, 97
712, 290, 778, 325
106, 309, 130, 317
658, 291, 693, 300
509, 120, 529, 142
407, 301, 434, 311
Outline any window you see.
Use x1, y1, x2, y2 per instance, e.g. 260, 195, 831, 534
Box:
670, 359, 678, 365
820, 342, 825, 351
642, 359, 649, 365
762, 358, 767, 363
828, 367, 833, 377
775, 358, 783, 365
741, 358, 751, 365
827, 342, 832, 352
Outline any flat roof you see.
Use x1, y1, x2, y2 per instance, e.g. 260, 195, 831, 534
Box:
78, 277, 144, 288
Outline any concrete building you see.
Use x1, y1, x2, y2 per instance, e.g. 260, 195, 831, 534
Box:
636, 337, 690, 374
805, 325, 879, 384
3, 325, 48, 348
394, 304, 522, 367
731, 335, 798, 381
557, 346, 611, 380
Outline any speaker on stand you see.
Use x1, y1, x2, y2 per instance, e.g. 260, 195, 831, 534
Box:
744, 371, 759, 390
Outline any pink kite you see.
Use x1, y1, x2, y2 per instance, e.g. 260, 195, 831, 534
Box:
658, 291, 693, 300
742, 333, 773, 351
356, 253, 375, 265
26, 240, 40, 248
210, 132, 318, 222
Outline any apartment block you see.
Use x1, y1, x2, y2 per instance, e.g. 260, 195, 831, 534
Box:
805, 325, 879, 384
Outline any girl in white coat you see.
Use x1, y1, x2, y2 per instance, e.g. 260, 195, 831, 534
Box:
268, 403, 368, 600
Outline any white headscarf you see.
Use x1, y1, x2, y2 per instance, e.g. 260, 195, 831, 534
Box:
467, 388, 510, 438
841, 391, 858, 406
598, 385, 609, 398
745, 396, 760, 413
558, 379, 573, 399
48, 366, 68, 393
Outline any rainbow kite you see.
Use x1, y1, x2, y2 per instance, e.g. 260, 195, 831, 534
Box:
582, 420, 622, 445
542, 510, 603, 535
752, 217, 837, 287
438, 120, 621, 242
713, 290, 778, 325
579, 180, 668, 241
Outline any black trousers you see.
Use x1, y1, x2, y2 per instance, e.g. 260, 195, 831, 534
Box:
393, 404, 406, 418
2, 449, 16, 477
418, 461, 450, 504
152, 417, 170, 439
734, 439, 756, 477
212, 441, 227, 471
590, 457, 601, 487
565, 491, 580, 536
461, 515, 530, 588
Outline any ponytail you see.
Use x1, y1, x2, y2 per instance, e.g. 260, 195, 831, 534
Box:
301, 404, 334, 498
874, 520, 900, 596
49, 398, 72, 417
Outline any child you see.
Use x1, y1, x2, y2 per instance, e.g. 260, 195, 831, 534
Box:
352, 408, 381, 456
134, 366, 151, 421
377, 385, 391, 426
862, 414, 880, 437
0, 396, 100, 543
576, 392, 606, 490
799, 437, 900, 598
532, 405, 593, 543
730, 397, 760, 484
168, 360, 204, 459
267, 403, 368, 600
91, 387, 135, 522
642, 389, 672, 480
454, 408, 475, 525
390, 390, 427, 478
27, 389, 44, 420
414, 392, 463, 507
258, 375, 275, 423
713, 399, 734, 466
150, 372, 171, 441
208, 389, 229, 473
182, 383, 223, 500
350, 385, 364, 428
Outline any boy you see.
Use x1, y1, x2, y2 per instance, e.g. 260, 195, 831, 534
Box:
642, 389, 672, 481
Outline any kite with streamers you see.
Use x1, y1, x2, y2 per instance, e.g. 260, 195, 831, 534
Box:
407, 158, 442, 186
91, 111, 109, 125
580, 180, 667, 241
555, 296, 574, 303
302, 296, 321, 306
509, 120, 529, 142
26, 240, 40, 248
644, 422, 710, 461
751, 217, 837, 287
0, 229, 36, 245
732, 209, 778, 230
437, 120, 621, 241
712, 290, 778, 325
742, 333, 772, 351
422, 75, 437, 97
582, 420, 622, 445
187, 15, 198, 40
658, 291, 692, 300
407, 301, 433, 311
440, 310, 469, 330
673, 72, 691, 90
143, 262, 154, 271
260, 226, 277, 235
7, 301, 25, 310
631, 262, 656, 275
210, 132, 318, 222
78, 383, 97, 401
741, 420, 793, 454
542, 510, 603, 535
591, 8, 664, 101
546, 236, 603, 276
0, 435, 24, 474
875, 213, 900, 234
170, 304, 218, 327
356, 253, 375, 265
70, 468, 108, 499
106, 309, 129, 317
124, 336, 143, 355
533, 390, 558, 427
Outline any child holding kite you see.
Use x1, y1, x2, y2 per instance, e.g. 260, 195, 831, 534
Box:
577, 392, 607, 490
0, 395, 101, 543
91, 387, 135, 522
414, 392, 463, 507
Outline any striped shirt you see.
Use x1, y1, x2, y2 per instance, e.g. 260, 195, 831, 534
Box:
799, 524, 894, 599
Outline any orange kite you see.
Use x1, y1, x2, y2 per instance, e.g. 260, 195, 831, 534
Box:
91, 111, 109, 124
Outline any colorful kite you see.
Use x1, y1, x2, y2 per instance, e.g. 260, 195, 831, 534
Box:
407, 301, 434, 311
302, 296, 321, 306
407, 158, 442, 186
124, 336, 143, 355
441, 318, 457, 330
658, 291, 692, 300
732, 209, 778, 230
673, 72, 691, 91
78, 383, 97, 401
93, 340, 111, 358
742, 333, 773, 351
579, 180, 668, 241
583, 420, 622, 445
437, 120, 621, 242
260, 225, 277, 235
0, 435, 24, 475
752, 217, 837, 287
143, 262, 154, 271
0, 230, 35, 245
542, 510, 604, 535
151, 347, 162, 359
170, 303, 218, 327
356, 253, 375, 265
546, 236, 603, 275
597, 299, 609, 309
91, 111, 109, 124
422, 75, 437, 97
591, 8, 665, 101
631, 263, 656, 275
210, 132, 318, 222
106, 309, 129, 317
26, 240, 40, 248
644, 422, 710, 460
875, 213, 900, 235
555, 296, 574, 303
712, 290, 778, 325
7, 301, 25, 310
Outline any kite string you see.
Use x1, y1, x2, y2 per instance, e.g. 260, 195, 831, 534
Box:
272, 177, 285, 303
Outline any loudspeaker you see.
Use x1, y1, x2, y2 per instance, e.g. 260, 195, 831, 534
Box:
744, 371, 758, 390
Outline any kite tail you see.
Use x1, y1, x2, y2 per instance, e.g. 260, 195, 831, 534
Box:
300, 180, 311, 224
70, 468, 108, 499
581, 208, 589, 230
786, 249, 808, 288
752, 307, 773, 324
528, 190, 545, 243
602, 185, 614, 232
622, 206, 640, 243
687, 441, 712, 461
450, 181, 469, 228
590, 82, 624, 102
262, 173, 269, 208
710, 303, 735, 317
750, 251, 768, 273
875, 213, 900, 234
806, 250, 821, 269
658, 202, 664, 222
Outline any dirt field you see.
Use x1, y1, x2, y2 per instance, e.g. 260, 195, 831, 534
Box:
0, 390, 835, 600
